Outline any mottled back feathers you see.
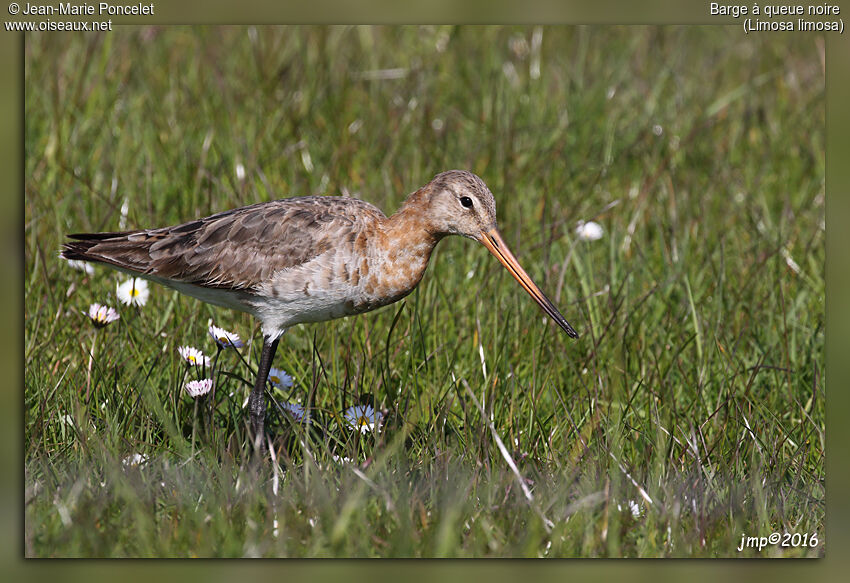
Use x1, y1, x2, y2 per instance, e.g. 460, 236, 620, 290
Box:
63, 196, 387, 292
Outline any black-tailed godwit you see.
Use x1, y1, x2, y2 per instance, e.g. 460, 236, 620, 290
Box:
62, 170, 579, 448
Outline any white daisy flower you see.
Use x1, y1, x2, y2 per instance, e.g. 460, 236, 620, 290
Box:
184, 378, 213, 398
177, 345, 211, 367
575, 220, 604, 241
116, 277, 149, 306
343, 404, 379, 434
268, 367, 294, 389
119, 196, 130, 230
122, 453, 148, 468
86, 303, 120, 327
67, 259, 95, 275
208, 325, 244, 348
281, 402, 307, 424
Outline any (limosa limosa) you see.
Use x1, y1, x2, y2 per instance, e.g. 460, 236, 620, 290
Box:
62, 170, 579, 449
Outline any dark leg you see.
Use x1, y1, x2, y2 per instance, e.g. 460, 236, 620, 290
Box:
249, 334, 280, 453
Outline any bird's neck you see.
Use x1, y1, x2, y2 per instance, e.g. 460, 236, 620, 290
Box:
385, 187, 442, 246
355, 189, 442, 304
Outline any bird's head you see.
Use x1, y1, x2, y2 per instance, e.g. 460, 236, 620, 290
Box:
417, 170, 579, 339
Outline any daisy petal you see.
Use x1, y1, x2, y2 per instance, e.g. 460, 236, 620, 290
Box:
67, 259, 95, 275
281, 402, 308, 424
184, 378, 213, 398
575, 220, 604, 242
343, 404, 379, 434
116, 278, 150, 307
208, 325, 244, 348
267, 367, 294, 389
86, 303, 120, 327
177, 345, 211, 367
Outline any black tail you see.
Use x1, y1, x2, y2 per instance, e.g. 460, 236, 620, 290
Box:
60, 230, 148, 272
62, 231, 130, 260
61, 239, 98, 262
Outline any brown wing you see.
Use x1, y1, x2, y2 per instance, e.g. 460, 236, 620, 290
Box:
62, 196, 386, 291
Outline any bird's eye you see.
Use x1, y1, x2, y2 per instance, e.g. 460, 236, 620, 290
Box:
460, 196, 473, 208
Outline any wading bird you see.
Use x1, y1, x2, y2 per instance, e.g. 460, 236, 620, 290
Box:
62, 170, 579, 449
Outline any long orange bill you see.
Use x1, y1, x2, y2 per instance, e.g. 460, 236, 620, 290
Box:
477, 229, 579, 339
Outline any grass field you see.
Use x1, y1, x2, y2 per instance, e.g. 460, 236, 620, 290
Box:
24, 26, 825, 557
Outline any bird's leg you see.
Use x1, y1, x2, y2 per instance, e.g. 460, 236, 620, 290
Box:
249, 334, 280, 454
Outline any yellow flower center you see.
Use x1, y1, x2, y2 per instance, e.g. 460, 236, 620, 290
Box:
270, 375, 280, 384
358, 416, 369, 427
188, 355, 197, 364
130, 288, 139, 297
